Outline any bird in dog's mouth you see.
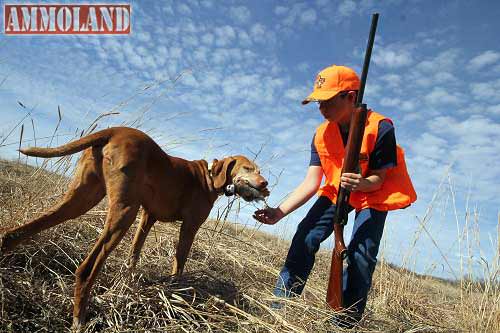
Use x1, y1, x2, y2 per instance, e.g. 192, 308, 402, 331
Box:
232, 177, 270, 202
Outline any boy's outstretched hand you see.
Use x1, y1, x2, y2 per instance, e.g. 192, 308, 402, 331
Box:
253, 207, 284, 225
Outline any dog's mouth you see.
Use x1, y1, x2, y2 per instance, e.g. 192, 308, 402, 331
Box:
234, 179, 270, 202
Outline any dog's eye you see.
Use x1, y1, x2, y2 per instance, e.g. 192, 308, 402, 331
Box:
243, 166, 253, 172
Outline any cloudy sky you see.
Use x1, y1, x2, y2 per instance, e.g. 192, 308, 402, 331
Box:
1, 0, 499, 280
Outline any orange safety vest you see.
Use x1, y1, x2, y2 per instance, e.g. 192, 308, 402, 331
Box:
314, 110, 417, 211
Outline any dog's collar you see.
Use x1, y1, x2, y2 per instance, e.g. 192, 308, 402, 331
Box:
207, 162, 235, 196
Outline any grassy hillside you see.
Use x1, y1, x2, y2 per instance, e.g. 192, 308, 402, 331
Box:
0, 159, 498, 332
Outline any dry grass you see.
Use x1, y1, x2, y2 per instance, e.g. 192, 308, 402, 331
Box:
0, 158, 499, 333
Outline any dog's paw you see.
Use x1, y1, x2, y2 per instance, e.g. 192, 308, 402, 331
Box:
126, 254, 140, 272
71, 320, 83, 333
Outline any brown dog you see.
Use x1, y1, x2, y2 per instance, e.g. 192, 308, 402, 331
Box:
0, 127, 269, 330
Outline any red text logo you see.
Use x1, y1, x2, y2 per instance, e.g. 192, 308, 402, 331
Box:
4, 4, 131, 35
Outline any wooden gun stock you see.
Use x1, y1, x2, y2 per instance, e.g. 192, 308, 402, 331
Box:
326, 12, 379, 310
326, 106, 368, 310
327, 222, 347, 309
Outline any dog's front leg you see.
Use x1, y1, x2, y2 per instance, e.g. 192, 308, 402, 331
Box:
172, 205, 210, 276
171, 221, 200, 276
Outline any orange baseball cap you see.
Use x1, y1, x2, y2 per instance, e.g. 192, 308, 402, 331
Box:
302, 65, 360, 105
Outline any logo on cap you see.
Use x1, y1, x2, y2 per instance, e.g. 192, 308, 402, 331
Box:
315, 75, 325, 89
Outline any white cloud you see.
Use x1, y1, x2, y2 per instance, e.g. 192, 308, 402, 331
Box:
416, 48, 461, 73
216, 72, 285, 105
486, 104, 500, 115
467, 50, 500, 71
186, 0, 201, 8
157, 45, 168, 58
380, 97, 416, 112
229, 6, 251, 24
162, 4, 174, 15
181, 35, 199, 48
192, 46, 209, 63
364, 82, 382, 99
201, 33, 214, 45
296, 62, 310, 73
415, 26, 457, 48
409, 72, 431, 88
409, 70, 457, 88
214, 26, 236, 47
338, 0, 356, 17
237, 30, 252, 46
181, 20, 200, 34
400, 100, 416, 111
249, 23, 270, 43
373, 45, 414, 68
284, 87, 307, 101
211, 48, 254, 66
170, 46, 183, 59
274, 127, 296, 142
412, 132, 448, 160
274, 6, 288, 16
279, 6, 299, 26
380, 97, 400, 107
433, 71, 456, 83
300, 9, 317, 24
470, 78, 500, 102
430, 115, 500, 142
137, 32, 151, 43
143, 55, 157, 68
200, 0, 213, 8
274, 3, 317, 28
425, 87, 462, 105
122, 41, 146, 69
177, 4, 192, 15
380, 73, 402, 86
182, 72, 198, 87
417, 115, 500, 203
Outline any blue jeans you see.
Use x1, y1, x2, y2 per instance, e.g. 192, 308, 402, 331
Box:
274, 196, 387, 318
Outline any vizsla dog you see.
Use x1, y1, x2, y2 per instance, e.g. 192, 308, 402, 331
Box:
0, 127, 269, 330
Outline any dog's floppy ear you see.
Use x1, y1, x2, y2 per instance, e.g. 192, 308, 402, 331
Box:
212, 157, 236, 190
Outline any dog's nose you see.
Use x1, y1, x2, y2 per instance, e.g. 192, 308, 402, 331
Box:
259, 180, 268, 189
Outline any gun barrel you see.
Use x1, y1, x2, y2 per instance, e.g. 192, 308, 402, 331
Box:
356, 13, 379, 106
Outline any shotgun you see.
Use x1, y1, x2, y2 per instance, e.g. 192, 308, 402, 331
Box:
326, 13, 379, 310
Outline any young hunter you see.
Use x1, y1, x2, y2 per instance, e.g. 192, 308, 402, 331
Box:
253, 65, 417, 326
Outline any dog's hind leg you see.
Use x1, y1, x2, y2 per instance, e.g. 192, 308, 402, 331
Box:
72, 200, 139, 330
1, 156, 105, 253
72, 153, 143, 330
127, 209, 156, 270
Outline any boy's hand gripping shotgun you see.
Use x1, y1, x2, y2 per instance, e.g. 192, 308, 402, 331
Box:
326, 13, 379, 310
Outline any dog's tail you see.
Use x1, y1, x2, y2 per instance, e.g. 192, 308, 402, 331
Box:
20, 129, 114, 158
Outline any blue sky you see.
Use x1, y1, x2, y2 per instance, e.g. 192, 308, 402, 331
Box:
1, 0, 499, 280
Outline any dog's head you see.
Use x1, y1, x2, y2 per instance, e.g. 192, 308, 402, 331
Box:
211, 155, 270, 202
